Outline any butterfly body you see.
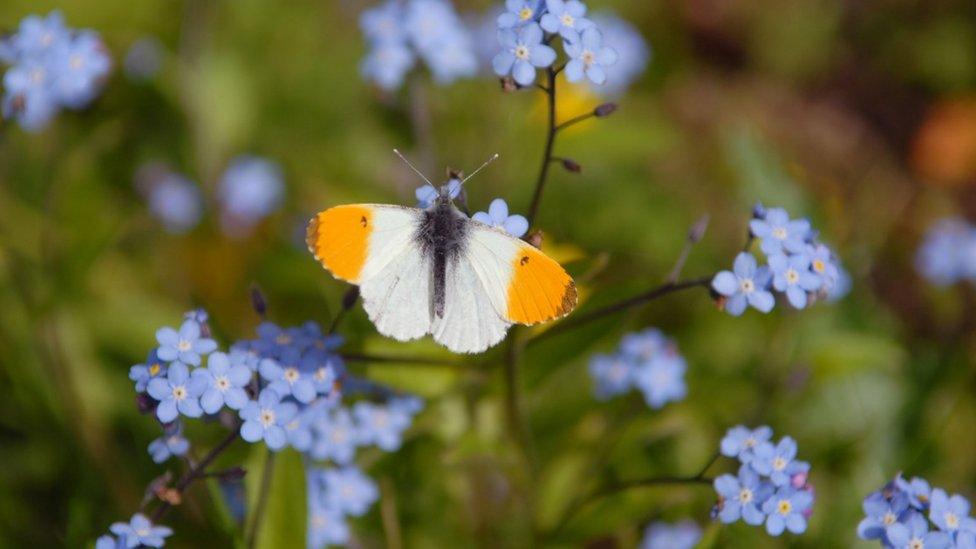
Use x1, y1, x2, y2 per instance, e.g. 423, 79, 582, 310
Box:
307, 192, 576, 354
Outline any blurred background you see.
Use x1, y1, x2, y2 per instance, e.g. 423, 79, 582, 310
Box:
1, 0, 975, 547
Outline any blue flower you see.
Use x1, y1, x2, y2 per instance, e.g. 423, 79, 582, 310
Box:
310, 408, 360, 465
887, 512, 952, 549
929, 488, 976, 535
304, 355, 341, 397
7, 12, 69, 59
253, 322, 299, 361
95, 535, 124, 549
404, 0, 477, 84
155, 319, 217, 366
129, 350, 168, 393
284, 404, 317, 453
141, 169, 203, 234
858, 490, 911, 543
497, 0, 543, 29
619, 328, 668, 359
639, 520, 702, 549
588, 353, 633, 399
751, 437, 799, 486
714, 465, 774, 525
563, 27, 617, 85
194, 351, 252, 414
472, 198, 529, 238
749, 207, 811, 256
493, 23, 556, 86
769, 253, 821, 309
895, 475, 933, 510
587, 12, 650, 96
259, 358, 317, 404
720, 425, 773, 463
307, 494, 350, 548
353, 401, 413, 451
321, 466, 379, 517
360, 40, 415, 91
109, 513, 172, 548
217, 156, 285, 237
762, 487, 813, 535
916, 218, 976, 286
239, 389, 298, 451
632, 354, 687, 409
540, 0, 594, 40
2, 60, 59, 131
148, 422, 190, 464
416, 179, 461, 208
146, 362, 207, 423
711, 252, 775, 316
959, 531, 976, 549
360, 1, 406, 44
806, 243, 840, 291
50, 31, 111, 109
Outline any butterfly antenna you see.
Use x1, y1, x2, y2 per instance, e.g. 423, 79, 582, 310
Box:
392, 149, 433, 186
460, 153, 500, 186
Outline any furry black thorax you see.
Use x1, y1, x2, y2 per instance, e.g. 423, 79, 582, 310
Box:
415, 198, 468, 318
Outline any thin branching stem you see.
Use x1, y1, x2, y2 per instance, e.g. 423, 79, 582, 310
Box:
525, 66, 558, 229
149, 429, 240, 523
554, 111, 595, 132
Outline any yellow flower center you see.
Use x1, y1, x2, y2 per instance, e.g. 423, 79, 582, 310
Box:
215, 376, 230, 390
69, 54, 84, 70
561, 13, 575, 27
581, 50, 595, 66
518, 7, 533, 20
812, 259, 826, 273
276, 334, 291, 345
883, 512, 897, 525
172, 386, 187, 400
773, 457, 787, 471
149, 363, 161, 376
315, 367, 330, 381
260, 409, 276, 427
786, 269, 799, 284
740, 279, 755, 293
773, 227, 788, 240
745, 437, 757, 448
909, 539, 924, 549
515, 45, 530, 60
777, 499, 792, 515
946, 512, 959, 529
284, 367, 300, 383
177, 340, 192, 352
739, 488, 753, 503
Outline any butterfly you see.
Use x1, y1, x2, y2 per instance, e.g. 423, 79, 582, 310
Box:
305, 152, 577, 354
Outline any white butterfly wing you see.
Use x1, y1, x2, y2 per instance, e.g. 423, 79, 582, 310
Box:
430, 252, 512, 354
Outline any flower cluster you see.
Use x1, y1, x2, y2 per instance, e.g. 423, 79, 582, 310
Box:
712, 205, 846, 316
0, 11, 111, 131
109, 310, 423, 547
916, 217, 976, 287
135, 155, 284, 237
858, 474, 976, 548
639, 520, 701, 549
414, 179, 529, 238
360, 0, 477, 91
587, 12, 649, 96
587, 328, 687, 409
492, 0, 619, 87
97, 514, 172, 549
712, 425, 815, 537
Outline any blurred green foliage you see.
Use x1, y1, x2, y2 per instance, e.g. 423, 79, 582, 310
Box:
1, 0, 975, 547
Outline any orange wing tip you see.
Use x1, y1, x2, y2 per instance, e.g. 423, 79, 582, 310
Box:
305, 206, 372, 284
505, 246, 578, 325
305, 213, 323, 259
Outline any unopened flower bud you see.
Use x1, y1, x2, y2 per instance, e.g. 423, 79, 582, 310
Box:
561, 158, 582, 173
594, 103, 618, 117
250, 286, 267, 317
500, 77, 518, 92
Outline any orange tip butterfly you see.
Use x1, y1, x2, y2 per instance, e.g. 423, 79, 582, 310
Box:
306, 152, 577, 354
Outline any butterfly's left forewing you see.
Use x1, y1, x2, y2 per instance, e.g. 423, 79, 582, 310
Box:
464, 223, 577, 327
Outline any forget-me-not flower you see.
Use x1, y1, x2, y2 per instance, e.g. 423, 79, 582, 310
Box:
360, 41, 415, 91
720, 425, 773, 463
147, 362, 207, 423
321, 466, 379, 517
714, 465, 774, 525
712, 252, 774, 316
353, 401, 413, 451
632, 354, 687, 409
259, 358, 317, 404
147, 423, 190, 464
239, 389, 298, 451
194, 351, 252, 414
109, 513, 172, 548
217, 155, 285, 237
929, 488, 976, 535
498, 0, 543, 29
307, 497, 350, 548
540, 0, 594, 40
588, 12, 650, 96
762, 487, 813, 535
129, 350, 168, 393
750, 207, 811, 256
895, 475, 933, 510
416, 178, 462, 209
588, 354, 633, 399
95, 535, 123, 549
769, 252, 821, 309
493, 23, 556, 86
310, 408, 360, 465
141, 170, 204, 234
886, 512, 951, 549
472, 198, 529, 238
858, 490, 911, 543
563, 27, 618, 85
51, 31, 111, 108
639, 520, 702, 549
751, 437, 800, 486
155, 319, 216, 366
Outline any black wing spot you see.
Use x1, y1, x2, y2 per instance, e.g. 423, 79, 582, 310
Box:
360, 216, 368, 228
520, 255, 530, 266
